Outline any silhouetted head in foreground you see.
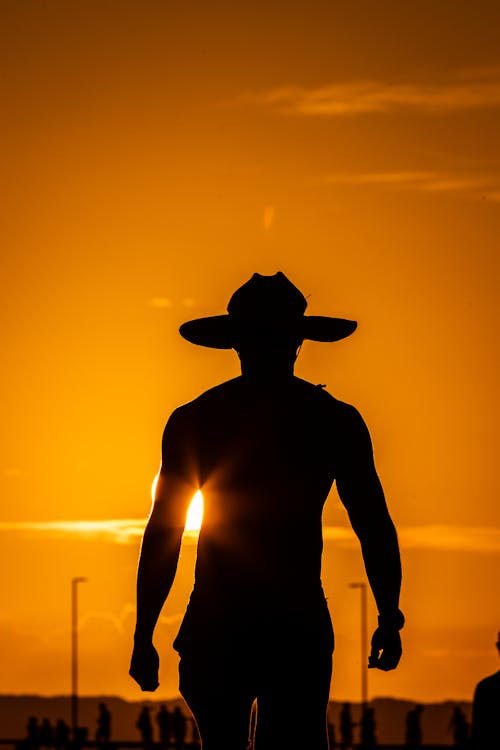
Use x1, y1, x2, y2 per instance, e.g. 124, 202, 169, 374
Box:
179, 271, 357, 377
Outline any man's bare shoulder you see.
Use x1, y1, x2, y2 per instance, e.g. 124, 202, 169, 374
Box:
166, 378, 241, 423
294, 377, 364, 422
170, 378, 366, 434
176, 378, 241, 410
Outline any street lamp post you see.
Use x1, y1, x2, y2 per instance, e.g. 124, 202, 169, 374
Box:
71, 576, 87, 741
349, 581, 368, 707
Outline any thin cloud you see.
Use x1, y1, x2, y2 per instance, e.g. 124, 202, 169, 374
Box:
314, 171, 434, 186
1, 520, 498, 553
80, 603, 135, 634
323, 524, 500, 554
0, 518, 201, 544
147, 298, 200, 309
399, 525, 500, 553
312, 170, 498, 198
238, 73, 500, 116
0, 519, 146, 544
148, 297, 173, 309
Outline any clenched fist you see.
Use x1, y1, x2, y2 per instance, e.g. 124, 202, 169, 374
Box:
368, 627, 402, 671
129, 640, 160, 691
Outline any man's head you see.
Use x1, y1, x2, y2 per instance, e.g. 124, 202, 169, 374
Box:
179, 272, 357, 357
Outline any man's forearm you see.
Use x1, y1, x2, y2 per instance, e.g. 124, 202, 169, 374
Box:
358, 518, 402, 617
134, 524, 183, 641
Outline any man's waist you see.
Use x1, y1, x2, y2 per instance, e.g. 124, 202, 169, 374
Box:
189, 579, 326, 608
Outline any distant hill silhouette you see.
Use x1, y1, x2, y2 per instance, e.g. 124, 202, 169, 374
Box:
0, 694, 472, 746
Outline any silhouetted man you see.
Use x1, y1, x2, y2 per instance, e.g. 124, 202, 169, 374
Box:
447, 704, 468, 747
360, 705, 377, 748
130, 273, 404, 750
470, 630, 500, 749
39, 719, 53, 750
96, 703, 111, 745
26, 716, 39, 749
340, 702, 354, 749
405, 704, 424, 747
136, 706, 153, 747
155, 704, 171, 747
54, 719, 70, 750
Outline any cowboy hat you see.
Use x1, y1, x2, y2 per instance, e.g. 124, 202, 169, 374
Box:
179, 272, 357, 349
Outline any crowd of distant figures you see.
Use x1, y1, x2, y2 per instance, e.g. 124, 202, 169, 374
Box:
16, 702, 199, 749
14, 700, 474, 749
325, 702, 469, 748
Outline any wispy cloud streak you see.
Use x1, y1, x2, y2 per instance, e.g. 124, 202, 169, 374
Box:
239, 72, 500, 116
0, 519, 146, 544
1, 520, 498, 553
311, 170, 499, 199
323, 524, 500, 553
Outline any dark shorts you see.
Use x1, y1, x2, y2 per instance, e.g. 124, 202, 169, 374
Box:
177, 602, 334, 750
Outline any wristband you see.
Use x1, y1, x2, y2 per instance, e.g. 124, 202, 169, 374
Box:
378, 609, 405, 631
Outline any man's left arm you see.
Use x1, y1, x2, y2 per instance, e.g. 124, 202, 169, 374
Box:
336, 405, 404, 671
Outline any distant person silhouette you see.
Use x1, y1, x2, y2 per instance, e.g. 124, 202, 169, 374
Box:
405, 704, 423, 747
470, 630, 500, 749
26, 716, 39, 746
156, 704, 172, 746
54, 720, 70, 750
136, 706, 153, 746
96, 703, 111, 744
360, 705, 377, 748
130, 272, 404, 750
340, 702, 354, 749
39, 719, 53, 750
447, 704, 468, 747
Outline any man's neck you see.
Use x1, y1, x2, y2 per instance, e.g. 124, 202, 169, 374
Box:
240, 360, 295, 381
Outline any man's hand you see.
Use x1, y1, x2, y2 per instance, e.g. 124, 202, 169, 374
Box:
368, 626, 402, 671
129, 639, 160, 691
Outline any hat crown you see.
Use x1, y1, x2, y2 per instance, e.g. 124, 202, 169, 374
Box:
227, 272, 307, 319
179, 271, 356, 349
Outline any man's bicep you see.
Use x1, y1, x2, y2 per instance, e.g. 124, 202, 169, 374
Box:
335, 405, 387, 521
150, 409, 198, 528
335, 405, 377, 482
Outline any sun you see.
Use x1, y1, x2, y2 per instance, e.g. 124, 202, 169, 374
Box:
151, 473, 204, 533
185, 489, 204, 532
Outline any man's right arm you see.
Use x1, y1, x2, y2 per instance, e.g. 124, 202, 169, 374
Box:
129, 407, 197, 691
335, 403, 404, 671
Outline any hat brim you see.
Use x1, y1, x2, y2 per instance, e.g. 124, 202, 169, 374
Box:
179, 315, 357, 349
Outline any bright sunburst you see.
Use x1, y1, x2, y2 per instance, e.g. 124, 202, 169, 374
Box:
185, 489, 204, 532
151, 473, 204, 533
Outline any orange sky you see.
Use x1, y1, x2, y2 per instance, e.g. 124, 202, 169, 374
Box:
1, 0, 499, 703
